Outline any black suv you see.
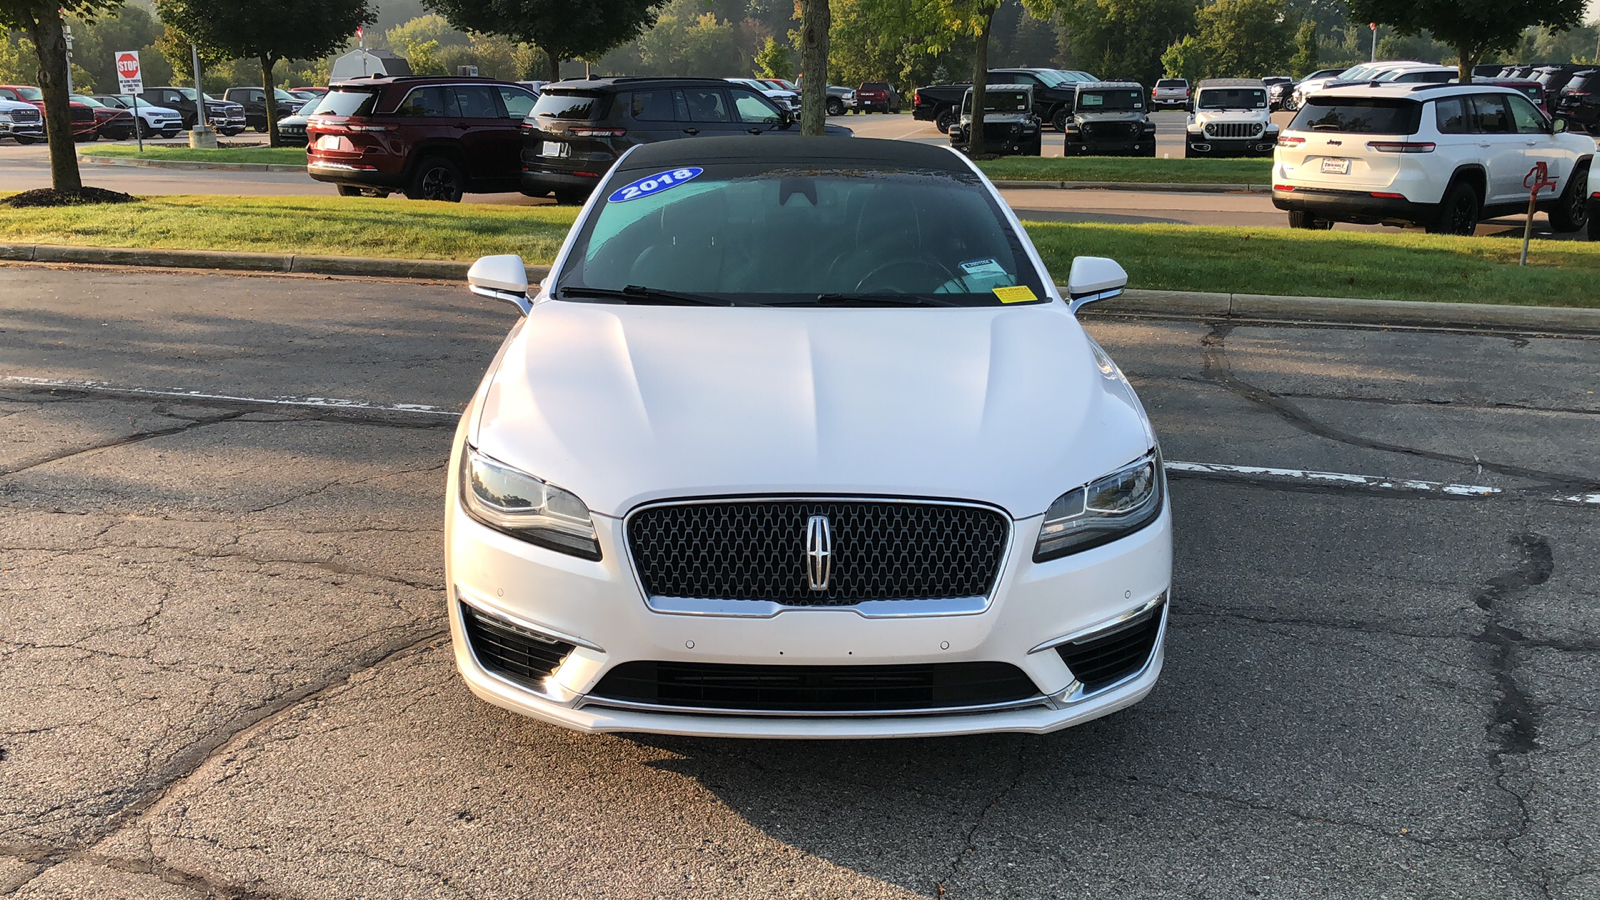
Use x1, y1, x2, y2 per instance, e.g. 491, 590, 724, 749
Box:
1556, 70, 1600, 134
520, 76, 853, 204
1062, 82, 1155, 156
222, 87, 305, 130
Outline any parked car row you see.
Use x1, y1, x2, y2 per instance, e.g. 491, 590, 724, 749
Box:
915, 68, 1099, 133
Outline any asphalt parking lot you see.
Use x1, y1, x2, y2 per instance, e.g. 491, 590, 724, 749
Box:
2, 264, 1596, 899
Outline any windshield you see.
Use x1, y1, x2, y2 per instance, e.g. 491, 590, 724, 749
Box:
314, 87, 380, 116
557, 162, 1049, 307
274, 90, 299, 102
1078, 89, 1143, 110
76, 96, 106, 107
1198, 88, 1266, 109
1030, 70, 1072, 87
16, 87, 42, 101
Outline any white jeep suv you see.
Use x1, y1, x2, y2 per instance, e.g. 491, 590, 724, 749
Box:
1272, 83, 1594, 235
1185, 78, 1277, 157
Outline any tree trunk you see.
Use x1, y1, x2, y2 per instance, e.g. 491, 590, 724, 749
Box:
968, 7, 996, 157
1456, 46, 1475, 85
799, 0, 831, 136
262, 54, 281, 148
545, 48, 560, 83
24, 10, 83, 194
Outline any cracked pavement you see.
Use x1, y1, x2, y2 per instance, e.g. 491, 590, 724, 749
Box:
1, 265, 1597, 898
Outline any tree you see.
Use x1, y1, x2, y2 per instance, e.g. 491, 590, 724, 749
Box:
1058, 0, 1198, 87
68, 3, 162, 93
753, 33, 789, 78
424, 0, 669, 82
154, 21, 226, 88
1288, 19, 1317, 75
1160, 33, 1206, 81
156, 0, 374, 147
1192, 0, 1293, 77
797, 0, 829, 134
0, 0, 122, 194
1346, 0, 1587, 81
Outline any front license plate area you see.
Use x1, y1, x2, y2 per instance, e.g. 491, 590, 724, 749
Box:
1321, 157, 1351, 175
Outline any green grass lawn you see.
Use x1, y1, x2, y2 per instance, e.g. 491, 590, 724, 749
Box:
0, 195, 576, 261
977, 157, 1272, 185
80, 145, 309, 166
1, 194, 1595, 307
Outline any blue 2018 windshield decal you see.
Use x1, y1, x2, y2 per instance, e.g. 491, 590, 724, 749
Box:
607, 167, 703, 203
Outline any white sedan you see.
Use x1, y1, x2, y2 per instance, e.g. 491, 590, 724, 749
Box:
445, 136, 1171, 738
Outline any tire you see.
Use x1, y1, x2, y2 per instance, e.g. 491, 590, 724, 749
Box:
1288, 210, 1332, 230
405, 157, 464, 202
221, 128, 245, 137
73, 131, 96, 143
553, 188, 588, 205
135, 119, 152, 139
14, 135, 37, 144
336, 185, 363, 197
935, 107, 955, 134
161, 130, 180, 139
1426, 181, 1481, 236
826, 98, 844, 117
1028, 138, 1042, 156
1051, 107, 1068, 132
1547, 161, 1590, 233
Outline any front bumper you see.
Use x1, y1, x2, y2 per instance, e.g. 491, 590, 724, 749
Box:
1186, 134, 1276, 157
1065, 135, 1155, 156
0, 122, 43, 140
444, 458, 1173, 739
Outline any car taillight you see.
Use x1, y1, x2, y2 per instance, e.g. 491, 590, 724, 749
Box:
1277, 136, 1304, 147
1366, 141, 1435, 153
1273, 184, 1296, 192
346, 124, 397, 132
569, 126, 625, 137
1370, 192, 1406, 199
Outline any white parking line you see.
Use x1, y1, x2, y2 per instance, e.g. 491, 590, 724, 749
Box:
1163, 461, 1503, 497
7, 376, 1597, 504
2, 376, 460, 417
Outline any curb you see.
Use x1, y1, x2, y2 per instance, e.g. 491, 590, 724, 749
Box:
990, 180, 1269, 194
3, 243, 1597, 334
77, 153, 307, 174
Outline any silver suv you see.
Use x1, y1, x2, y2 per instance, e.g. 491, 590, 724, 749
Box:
1272, 83, 1595, 234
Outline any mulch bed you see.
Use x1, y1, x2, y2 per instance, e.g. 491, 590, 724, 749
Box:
0, 187, 140, 208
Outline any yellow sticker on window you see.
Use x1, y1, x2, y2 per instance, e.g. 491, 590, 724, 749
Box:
992, 285, 1038, 304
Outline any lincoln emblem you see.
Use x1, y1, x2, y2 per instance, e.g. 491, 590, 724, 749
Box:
805, 514, 833, 591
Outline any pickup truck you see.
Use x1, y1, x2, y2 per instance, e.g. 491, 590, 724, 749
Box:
913, 67, 1095, 133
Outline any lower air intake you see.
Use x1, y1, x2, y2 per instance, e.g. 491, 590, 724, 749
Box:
591, 660, 1040, 713
1055, 600, 1165, 693
460, 602, 574, 690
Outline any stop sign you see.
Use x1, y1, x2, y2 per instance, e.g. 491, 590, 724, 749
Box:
116, 52, 140, 80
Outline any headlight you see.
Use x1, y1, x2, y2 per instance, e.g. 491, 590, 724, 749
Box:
460, 444, 601, 560
1033, 450, 1163, 562
0, 113, 11, 124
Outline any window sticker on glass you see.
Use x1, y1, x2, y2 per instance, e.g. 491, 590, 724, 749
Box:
992, 285, 1038, 304
1082, 94, 1103, 107
960, 258, 1008, 279
607, 167, 703, 203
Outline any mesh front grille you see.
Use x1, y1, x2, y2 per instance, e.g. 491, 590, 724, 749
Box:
460, 603, 574, 690
592, 660, 1040, 713
1204, 122, 1263, 139
1056, 601, 1164, 693
13, 108, 39, 123
627, 500, 1009, 607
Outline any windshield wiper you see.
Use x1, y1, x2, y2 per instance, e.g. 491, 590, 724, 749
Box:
558, 285, 768, 307
813, 293, 961, 308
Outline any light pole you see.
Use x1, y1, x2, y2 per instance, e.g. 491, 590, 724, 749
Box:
190, 42, 217, 148
1370, 22, 1377, 62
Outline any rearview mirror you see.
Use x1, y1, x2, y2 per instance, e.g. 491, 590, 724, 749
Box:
1065, 256, 1128, 313
468, 254, 532, 315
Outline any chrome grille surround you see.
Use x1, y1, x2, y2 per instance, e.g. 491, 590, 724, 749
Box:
1204, 121, 1263, 139
625, 496, 1012, 616
12, 108, 40, 123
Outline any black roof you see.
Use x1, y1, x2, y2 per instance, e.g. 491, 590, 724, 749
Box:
618, 135, 969, 172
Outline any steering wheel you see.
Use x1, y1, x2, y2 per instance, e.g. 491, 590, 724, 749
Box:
853, 257, 961, 293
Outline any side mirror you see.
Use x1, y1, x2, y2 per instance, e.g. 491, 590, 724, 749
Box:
468, 254, 532, 315
1552, 116, 1568, 134
1065, 256, 1127, 313
779, 109, 793, 128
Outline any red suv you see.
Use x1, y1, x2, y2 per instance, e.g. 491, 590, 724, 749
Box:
306, 76, 538, 201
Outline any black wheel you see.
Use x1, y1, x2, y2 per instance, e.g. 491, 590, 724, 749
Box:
934, 107, 955, 133
73, 131, 96, 143
1426, 181, 1480, 236
14, 135, 37, 144
336, 185, 363, 197
1028, 139, 1042, 157
1288, 210, 1332, 230
405, 157, 464, 202
161, 130, 180, 139
1051, 107, 1068, 132
553, 188, 588, 205
135, 119, 152, 139
826, 98, 844, 117
1548, 162, 1589, 233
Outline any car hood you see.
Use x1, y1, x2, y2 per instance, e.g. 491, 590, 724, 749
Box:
1074, 111, 1146, 122
472, 302, 1153, 519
